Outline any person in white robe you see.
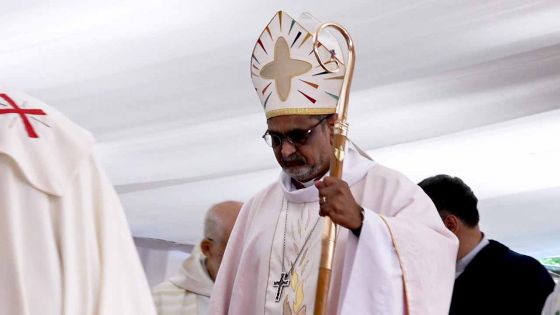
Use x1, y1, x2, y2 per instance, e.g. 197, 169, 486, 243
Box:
0, 89, 156, 315
209, 11, 458, 315
153, 201, 242, 315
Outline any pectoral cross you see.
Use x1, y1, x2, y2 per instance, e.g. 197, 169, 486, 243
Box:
273, 272, 290, 302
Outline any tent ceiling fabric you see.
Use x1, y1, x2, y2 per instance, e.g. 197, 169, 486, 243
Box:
1, 1, 559, 256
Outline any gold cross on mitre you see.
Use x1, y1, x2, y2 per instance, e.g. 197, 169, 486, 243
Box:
260, 37, 312, 102
250, 11, 346, 119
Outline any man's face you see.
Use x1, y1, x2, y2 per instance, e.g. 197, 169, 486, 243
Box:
266, 115, 333, 182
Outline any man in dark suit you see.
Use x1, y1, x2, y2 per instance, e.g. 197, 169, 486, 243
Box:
418, 174, 554, 315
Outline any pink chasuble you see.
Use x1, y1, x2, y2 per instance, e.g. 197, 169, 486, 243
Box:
210, 147, 458, 315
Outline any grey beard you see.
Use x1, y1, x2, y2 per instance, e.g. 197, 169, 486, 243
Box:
284, 166, 313, 182
282, 153, 328, 182
284, 164, 322, 182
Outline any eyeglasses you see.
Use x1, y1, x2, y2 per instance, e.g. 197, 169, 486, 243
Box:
262, 115, 330, 148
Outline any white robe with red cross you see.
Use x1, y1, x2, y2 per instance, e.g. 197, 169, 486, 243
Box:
0, 89, 156, 315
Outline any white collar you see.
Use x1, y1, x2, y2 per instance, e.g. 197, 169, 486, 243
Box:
280, 143, 375, 203
291, 178, 318, 189
456, 233, 489, 278
169, 246, 214, 297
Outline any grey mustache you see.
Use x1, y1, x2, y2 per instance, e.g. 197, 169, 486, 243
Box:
282, 155, 306, 164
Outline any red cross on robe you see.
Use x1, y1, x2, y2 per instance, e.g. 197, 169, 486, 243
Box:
0, 93, 47, 138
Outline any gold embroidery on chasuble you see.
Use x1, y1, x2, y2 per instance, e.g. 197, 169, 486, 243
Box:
265, 202, 322, 315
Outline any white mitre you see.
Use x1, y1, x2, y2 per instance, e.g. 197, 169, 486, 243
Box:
250, 11, 347, 119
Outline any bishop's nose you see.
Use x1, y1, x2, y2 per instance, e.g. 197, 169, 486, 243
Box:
280, 140, 297, 159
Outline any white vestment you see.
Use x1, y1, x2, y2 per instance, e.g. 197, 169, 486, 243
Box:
209, 147, 458, 315
153, 248, 214, 315
0, 90, 156, 315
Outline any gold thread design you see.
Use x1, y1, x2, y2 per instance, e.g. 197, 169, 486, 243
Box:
378, 215, 411, 314
265, 107, 335, 119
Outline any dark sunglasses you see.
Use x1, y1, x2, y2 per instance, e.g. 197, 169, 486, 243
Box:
262, 115, 330, 148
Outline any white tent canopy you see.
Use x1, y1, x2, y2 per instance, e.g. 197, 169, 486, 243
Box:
1, 0, 559, 257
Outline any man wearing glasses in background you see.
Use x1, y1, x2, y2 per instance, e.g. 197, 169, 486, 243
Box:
209, 11, 458, 315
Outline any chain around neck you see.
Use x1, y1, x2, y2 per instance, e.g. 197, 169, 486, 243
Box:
280, 198, 321, 276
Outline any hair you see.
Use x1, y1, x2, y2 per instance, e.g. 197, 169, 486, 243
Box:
203, 201, 243, 243
418, 174, 480, 227
203, 208, 223, 243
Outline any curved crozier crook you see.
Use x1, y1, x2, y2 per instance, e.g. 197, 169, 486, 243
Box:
312, 23, 355, 74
